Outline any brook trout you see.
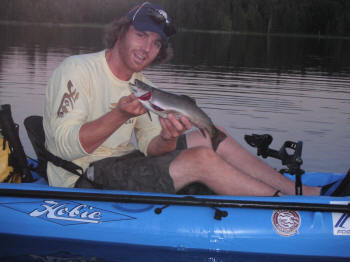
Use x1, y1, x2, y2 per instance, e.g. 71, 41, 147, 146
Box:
129, 79, 226, 151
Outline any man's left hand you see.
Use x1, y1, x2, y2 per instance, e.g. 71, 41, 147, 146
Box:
159, 114, 192, 141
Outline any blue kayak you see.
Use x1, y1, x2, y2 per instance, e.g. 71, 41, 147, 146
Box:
0, 163, 350, 262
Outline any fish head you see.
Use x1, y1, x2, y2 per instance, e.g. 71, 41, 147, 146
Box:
129, 79, 153, 101
129, 80, 165, 114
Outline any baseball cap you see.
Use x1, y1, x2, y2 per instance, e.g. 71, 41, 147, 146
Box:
126, 2, 176, 46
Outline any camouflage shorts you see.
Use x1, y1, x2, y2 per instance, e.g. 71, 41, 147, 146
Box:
75, 135, 187, 193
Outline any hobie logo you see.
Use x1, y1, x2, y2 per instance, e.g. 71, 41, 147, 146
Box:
1, 199, 136, 226
30, 200, 102, 224
331, 201, 350, 235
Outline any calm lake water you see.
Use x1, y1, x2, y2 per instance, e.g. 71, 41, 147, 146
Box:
0, 23, 349, 174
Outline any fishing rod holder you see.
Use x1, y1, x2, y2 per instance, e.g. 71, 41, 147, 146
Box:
244, 134, 304, 195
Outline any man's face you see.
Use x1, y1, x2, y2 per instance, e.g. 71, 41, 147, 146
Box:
116, 25, 162, 74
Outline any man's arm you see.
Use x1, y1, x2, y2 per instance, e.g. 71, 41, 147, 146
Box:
79, 94, 147, 154
147, 114, 192, 156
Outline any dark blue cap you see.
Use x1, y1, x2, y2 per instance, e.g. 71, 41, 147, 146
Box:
126, 2, 176, 46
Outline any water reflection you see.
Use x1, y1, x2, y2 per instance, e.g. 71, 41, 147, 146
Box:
0, 23, 349, 173
171, 31, 350, 74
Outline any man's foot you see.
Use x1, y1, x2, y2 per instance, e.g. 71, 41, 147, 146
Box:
321, 169, 350, 196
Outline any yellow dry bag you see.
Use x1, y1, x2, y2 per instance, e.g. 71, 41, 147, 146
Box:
0, 137, 21, 183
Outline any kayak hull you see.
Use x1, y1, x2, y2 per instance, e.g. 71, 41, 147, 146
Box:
1, 171, 350, 261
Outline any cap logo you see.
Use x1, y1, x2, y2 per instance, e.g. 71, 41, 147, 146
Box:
158, 10, 170, 23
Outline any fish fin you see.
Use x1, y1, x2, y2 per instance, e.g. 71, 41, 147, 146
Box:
211, 128, 227, 151
147, 110, 152, 121
199, 128, 207, 138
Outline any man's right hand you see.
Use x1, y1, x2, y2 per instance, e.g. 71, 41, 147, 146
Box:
80, 94, 147, 154
115, 94, 148, 119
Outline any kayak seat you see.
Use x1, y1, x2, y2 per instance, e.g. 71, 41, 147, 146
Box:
23, 116, 48, 179
23, 116, 98, 186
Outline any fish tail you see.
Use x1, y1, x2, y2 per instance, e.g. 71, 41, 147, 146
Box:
211, 128, 227, 151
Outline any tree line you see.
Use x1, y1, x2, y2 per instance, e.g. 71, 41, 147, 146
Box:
1, 0, 349, 36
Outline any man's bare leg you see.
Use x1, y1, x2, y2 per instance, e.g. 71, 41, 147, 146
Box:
169, 146, 278, 195
184, 129, 320, 196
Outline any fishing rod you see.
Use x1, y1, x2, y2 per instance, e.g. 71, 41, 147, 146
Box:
1, 188, 349, 219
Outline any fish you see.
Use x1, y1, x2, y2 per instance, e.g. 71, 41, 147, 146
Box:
129, 79, 227, 151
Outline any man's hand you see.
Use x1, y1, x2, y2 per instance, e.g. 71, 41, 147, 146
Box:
80, 94, 147, 154
147, 113, 192, 156
115, 94, 147, 119
159, 113, 192, 141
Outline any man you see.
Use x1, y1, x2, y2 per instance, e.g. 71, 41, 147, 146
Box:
44, 2, 347, 196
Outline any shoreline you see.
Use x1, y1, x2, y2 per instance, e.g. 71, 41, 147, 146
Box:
1, 20, 349, 40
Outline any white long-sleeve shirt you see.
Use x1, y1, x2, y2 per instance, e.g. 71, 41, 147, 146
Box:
43, 50, 161, 187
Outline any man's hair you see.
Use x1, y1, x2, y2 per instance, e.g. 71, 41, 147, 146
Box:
104, 17, 173, 65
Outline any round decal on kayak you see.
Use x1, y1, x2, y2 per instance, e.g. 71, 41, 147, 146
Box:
272, 210, 301, 236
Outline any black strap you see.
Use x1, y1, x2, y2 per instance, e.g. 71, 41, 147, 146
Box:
2, 136, 5, 150
44, 150, 84, 177
40, 146, 103, 189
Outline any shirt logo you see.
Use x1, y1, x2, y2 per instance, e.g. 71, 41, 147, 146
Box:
57, 80, 79, 118
125, 119, 135, 125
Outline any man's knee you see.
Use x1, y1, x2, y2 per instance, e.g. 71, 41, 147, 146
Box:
184, 146, 217, 163
169, 147, 218, 190
170, 147, 218, 176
